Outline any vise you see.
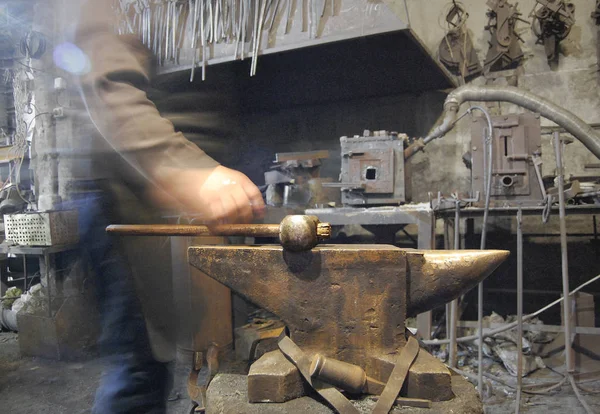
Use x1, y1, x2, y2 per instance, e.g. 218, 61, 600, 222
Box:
189, 243, 509, 412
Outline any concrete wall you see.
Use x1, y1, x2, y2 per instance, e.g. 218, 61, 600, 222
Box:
393, 0, 600, 198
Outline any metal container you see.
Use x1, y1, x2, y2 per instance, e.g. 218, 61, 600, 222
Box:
4, 210, 79, 246
471, 113, 544, 205
338, 130, 410, 206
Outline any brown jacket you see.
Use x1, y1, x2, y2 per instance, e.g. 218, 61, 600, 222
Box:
73, 0, 219, 191
69, 0, 227, 362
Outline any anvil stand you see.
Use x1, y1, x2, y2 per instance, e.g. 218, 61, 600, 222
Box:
188, 244, 508, 413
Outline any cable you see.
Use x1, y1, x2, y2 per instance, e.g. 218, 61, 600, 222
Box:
422, 272, 600, 346
569, 375, 595, 414
465, 105, 494, 398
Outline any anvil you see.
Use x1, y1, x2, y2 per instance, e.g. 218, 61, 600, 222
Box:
189, 244, 508, 405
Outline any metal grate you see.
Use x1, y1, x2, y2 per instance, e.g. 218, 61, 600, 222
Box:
4, 211, 79, 246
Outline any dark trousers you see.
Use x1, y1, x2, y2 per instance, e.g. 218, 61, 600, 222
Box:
67, 188, 171, 413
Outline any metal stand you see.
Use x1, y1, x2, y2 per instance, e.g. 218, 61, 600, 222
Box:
434, 201, 600, 412
0, 244, 78, 317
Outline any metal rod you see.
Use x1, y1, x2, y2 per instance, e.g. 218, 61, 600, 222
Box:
190, 0, 199, 81
444, 219, 451, 342
554, 131, 574, 373
423, 273, 600, 345
106, 223, 281, 238
515, 206, 523, 414
448, 199, 460, 368
475, 104, 494, 400
44, 252, 51, 318
201, 0, 207, 80
22, 255, 27, 293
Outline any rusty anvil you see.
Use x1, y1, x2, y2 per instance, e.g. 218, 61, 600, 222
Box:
188, 244, 508, 407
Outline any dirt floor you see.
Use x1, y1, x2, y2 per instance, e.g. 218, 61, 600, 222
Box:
1, 331, 599, 413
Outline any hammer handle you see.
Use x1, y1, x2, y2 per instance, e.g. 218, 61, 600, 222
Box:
106, 223, 281, 238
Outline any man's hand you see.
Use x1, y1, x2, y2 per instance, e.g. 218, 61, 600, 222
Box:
198, 166, 265, 224
150, 165, 265, 224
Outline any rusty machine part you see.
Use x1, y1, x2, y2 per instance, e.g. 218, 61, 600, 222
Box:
484, 0, 528, 72
324, 130, 411, 206
189, 244, 509, 410
438, 1, 482, 81
265, 150, 331, 208
470, 113, 545, 205
531, 0, 575, 69
106, 215, 331, 252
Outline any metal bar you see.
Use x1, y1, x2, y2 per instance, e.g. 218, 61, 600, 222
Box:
44, 252, 51, 318
22, 255, 27, 292
456, 321, 600, 335
106, 223, 281, 238
190, 0, 199, 81
448, 200, 460, 368
434, 205, 600, 217
444, 219, 451, 342
516, 207, 523, 414
554, 131, 574, 373
416, 209, 435, 340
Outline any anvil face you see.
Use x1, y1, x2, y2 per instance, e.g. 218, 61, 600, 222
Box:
188, 244, 508, 371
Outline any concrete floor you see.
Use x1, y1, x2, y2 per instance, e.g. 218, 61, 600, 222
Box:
0, 332, 599, 413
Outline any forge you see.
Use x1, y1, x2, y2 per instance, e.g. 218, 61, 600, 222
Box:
188, 244, 509, 413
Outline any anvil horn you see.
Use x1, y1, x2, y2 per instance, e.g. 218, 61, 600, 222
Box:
405, 249, 509, 316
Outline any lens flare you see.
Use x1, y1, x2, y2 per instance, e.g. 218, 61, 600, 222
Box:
53, 42, 90, 75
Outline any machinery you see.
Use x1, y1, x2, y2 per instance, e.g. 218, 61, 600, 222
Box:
328, 130, 411, 206
264, 150, 332, 208
469, 112, 545, 205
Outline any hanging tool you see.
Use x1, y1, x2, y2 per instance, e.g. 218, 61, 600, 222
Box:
190, 0, 199, 81
438, 1, 482, 81
484, 0, 528, 71
531, 0, 575, 69
285, 0, 294, 33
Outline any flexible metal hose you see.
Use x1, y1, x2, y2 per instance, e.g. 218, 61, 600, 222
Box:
439, 85, 600, 159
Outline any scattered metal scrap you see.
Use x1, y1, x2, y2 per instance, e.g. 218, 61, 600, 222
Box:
438, 1, 482, 81
484, 0, 528, 72
530, 0, 575, 69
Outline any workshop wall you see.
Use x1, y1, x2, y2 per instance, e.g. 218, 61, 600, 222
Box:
227, 0, 600, 323
234, 1, 600, 203
397, 0, 600, 200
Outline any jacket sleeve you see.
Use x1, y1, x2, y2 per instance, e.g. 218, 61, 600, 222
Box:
74, 0, 219, 186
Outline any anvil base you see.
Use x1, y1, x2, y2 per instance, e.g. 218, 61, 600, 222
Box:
205, 369, 483, 414
248, 349, 454, 403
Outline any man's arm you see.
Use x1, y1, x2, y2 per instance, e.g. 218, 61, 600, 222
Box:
74, 0, 264, 223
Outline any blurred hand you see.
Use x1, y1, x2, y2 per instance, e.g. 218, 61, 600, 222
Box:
198, 166, 265, 224
149, 165, 265, 224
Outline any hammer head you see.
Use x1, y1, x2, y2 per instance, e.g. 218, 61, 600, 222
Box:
279, 215, 331, 252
